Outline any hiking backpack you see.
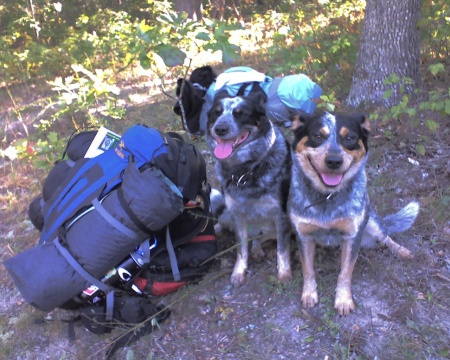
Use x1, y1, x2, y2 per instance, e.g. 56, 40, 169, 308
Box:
5, 125, 217, 314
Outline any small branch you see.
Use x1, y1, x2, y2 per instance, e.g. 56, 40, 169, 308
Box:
159, 59, 193, 139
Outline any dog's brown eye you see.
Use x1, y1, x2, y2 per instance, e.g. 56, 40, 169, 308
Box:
346, 134, 357, 144
342, 133, 358, 148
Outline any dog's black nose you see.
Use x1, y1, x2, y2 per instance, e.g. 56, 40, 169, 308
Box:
325, 154, 343, 169
214, 124, 229, 137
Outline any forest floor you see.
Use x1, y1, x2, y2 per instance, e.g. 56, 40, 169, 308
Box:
0, 57, 449, 360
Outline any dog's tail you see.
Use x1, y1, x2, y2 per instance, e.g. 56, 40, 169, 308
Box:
383, 201, 420, 234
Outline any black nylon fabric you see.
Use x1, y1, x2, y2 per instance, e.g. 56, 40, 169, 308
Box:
65, 165, 183, 277
65, 130, 97, 160
28, 197, 45, 231
155, 133, 206, 201
42, 160, 72, 201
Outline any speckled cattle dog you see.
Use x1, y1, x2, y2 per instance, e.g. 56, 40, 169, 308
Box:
206, 90, 292, 287
288, 111, 420, 316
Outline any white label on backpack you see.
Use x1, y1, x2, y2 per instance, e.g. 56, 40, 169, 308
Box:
85, 126, 121, 158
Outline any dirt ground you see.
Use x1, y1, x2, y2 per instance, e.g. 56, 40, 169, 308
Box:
0, 72, 449, 360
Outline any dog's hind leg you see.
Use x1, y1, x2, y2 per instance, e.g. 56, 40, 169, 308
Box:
379, 235, 413, 259
363, 217, 413, 259
249, 228, 277, 261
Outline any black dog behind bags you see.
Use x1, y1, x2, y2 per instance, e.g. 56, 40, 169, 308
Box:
173, 65, 323, 135
174, 65, 217, 134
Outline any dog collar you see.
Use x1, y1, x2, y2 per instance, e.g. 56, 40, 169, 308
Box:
226, 172, 253, 188
304, 192, 335, 210
192, 83, 208, 93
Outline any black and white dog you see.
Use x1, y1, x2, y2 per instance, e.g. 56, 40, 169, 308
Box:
206, 90, 292, 287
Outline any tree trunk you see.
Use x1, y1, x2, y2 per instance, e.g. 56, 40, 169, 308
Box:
175, 0, 203, 21
210, 0, 241, 20
346, 0, 422, 108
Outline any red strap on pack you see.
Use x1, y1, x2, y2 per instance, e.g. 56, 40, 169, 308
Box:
151, 281, 188, 296
134, 277, 148, 291
190, 234, 215, 243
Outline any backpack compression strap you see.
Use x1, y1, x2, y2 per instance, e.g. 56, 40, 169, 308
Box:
163, 189, 211, 282
92, 198, 141, 240
166, 226, 181, 282
116, 186, 152, 235
53, 237, 115, 320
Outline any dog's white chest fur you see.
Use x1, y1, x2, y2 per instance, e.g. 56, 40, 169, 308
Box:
225, 192, 279, 224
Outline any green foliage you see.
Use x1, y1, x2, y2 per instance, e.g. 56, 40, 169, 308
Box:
1, 0, 449, 166
135, 7, 242, 75
420, 1, 450, 61
1, 1, 243, 168
377, 66, 449, 154
259, 1, 364, 85
48, 64, 125, 126
318, 93, 338, 112
1, 130, 64, 168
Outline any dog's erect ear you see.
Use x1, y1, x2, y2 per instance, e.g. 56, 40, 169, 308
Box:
289, 111, 309, 131
174, 78, 193, 115
245, 83, 268, 119
175, 78, 186, 97
246, 82, 268, 105
356, 114, 370, 150
174, 78, 204, 134
190, 65, 217, 89
357, 114, 371, 136
212, 89, 231, 103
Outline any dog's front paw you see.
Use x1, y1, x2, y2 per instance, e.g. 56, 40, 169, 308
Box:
301, 289, 319, 308
334, 290, 355, 316
395, 245, 413, 259
277, 269, 292, 283
277, 258, 292, 283
231, 256, 247, 287
230, 272, 246, 287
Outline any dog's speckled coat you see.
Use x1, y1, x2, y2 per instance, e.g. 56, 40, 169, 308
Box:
288, 111, 419, 315
206, 92, 292, 287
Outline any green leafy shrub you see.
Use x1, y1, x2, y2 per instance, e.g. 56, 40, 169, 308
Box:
48, 64, 125, 127
372, 65, 449, 154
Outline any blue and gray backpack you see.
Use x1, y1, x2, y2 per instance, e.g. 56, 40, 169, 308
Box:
6, 125, 216, 315
174, 65, 323, 134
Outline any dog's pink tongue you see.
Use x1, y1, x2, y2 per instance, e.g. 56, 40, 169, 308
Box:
214, 139, 234, 159
321, 172, 343, 187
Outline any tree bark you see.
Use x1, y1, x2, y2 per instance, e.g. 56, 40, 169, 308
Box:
175, 0, 203, 21
210, 0, 241, 20
346, 0, 422, 108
